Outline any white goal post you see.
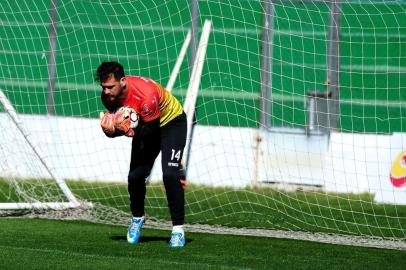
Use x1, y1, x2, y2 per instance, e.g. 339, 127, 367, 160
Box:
149, 20, 212, 181
183, 19, 212, 169
0, 89, 90, 210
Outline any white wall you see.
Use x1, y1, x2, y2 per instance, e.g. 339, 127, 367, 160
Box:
0, 113, 405, 204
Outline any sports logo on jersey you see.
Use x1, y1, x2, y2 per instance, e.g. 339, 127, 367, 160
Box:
152, 96, 158, 105
389, 150, 406, 188
142, 103, 153, 116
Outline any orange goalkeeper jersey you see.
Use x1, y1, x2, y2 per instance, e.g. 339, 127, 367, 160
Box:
119, 76, 183, 127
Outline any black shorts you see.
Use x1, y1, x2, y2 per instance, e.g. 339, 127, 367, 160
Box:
129, 111, 187, 175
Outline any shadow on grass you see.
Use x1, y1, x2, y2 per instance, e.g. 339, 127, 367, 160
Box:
110, 235, 193, 244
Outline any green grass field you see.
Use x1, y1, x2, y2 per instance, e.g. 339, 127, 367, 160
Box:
0, 178, 406, 258
1, 178, 406, 239
0, 218, 405, 270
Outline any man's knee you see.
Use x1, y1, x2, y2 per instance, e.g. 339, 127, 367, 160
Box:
162, 170, 182, 190
128, 166, 151, 183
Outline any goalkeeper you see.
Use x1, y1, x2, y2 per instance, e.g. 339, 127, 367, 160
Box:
96, 61, 187, 248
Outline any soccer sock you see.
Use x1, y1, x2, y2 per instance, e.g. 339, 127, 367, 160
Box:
172, 225, 184, 234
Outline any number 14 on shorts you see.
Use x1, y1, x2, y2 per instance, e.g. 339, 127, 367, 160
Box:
168, 149, 182, 167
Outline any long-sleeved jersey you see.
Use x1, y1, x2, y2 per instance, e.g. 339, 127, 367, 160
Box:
119, 76, 183, 127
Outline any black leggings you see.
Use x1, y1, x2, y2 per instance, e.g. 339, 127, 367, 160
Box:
127, 112, 187, 226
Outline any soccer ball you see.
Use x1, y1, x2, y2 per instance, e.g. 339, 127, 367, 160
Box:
121, 106, 139, 129
114, 106, 139, 133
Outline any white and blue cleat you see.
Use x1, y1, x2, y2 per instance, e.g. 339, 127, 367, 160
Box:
127, 216, 145, 245
168, 232, 185, 248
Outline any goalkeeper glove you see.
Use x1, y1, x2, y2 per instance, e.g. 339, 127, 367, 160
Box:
100, 111, 117, 138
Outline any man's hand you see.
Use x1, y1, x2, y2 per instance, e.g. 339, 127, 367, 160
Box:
100, 111, 117, 137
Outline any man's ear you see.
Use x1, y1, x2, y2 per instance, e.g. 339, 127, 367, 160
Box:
120, 77, 126, 87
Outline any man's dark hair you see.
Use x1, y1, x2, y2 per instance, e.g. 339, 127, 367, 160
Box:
95, 61, 125, 82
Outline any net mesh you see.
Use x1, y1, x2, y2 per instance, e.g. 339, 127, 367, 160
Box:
0, 0, 405, 249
